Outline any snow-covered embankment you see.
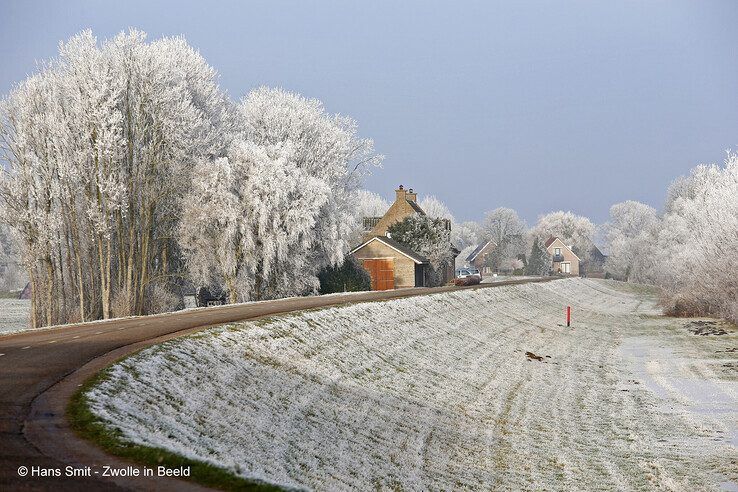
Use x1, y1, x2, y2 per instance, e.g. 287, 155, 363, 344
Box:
86, 278, 738, 490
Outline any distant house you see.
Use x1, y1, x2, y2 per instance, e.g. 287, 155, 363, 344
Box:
545, 237, 580, 276
352, 185, 457, 290
18, 282, 31, 300
465, 240, 496, 274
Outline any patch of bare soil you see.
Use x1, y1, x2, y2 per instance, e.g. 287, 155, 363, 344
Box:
716, 347, 737, 353
687, 320, 730, 336
525, 351, 551, 362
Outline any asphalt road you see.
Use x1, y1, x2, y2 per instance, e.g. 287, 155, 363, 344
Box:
0, 277, 554, 491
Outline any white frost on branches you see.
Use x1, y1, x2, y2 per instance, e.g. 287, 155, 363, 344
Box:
603, 201, 659, 282
604, 153, 738, 323
354, 190, 390, 218
0, 29, 230, 326
531, 211, 595, 257
452, 221, 482, 251
419, 195, 454, 221
179, 87, 383, 301
419, 195, 479, 250
0, 31, 381, 325
481, 207, 527, 270
655, 155, 738, 320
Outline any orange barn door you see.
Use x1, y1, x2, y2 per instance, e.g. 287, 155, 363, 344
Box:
362, 259, 395, 290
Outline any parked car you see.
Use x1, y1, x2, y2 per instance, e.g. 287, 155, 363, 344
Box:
454, 268, 482, 286
196, 287, 228, 307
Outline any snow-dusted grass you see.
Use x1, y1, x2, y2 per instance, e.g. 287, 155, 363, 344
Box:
0, 298, 30, 333
86, 279, 738, 490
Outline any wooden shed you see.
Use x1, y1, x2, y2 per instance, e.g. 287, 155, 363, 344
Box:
350, 236, 429, 290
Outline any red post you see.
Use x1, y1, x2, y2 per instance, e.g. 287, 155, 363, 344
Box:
566, 306, 571, 327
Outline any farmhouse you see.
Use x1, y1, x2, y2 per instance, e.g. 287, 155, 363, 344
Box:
465, 240, 496, 274
351, 185, 456, 290
360, 185, 431, 241
545, 237, 580, 275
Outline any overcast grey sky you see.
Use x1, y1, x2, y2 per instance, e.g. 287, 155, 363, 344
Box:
2, 1, 737, 224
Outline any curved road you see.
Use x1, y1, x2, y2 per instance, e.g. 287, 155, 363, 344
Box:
0, 278, 554, 491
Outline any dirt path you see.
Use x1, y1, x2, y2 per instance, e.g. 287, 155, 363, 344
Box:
85, 279, 738, 490
0, 277, 553, 491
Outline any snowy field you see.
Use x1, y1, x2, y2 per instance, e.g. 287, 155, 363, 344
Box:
0, 299, 30, 333
87, 279, 738, 490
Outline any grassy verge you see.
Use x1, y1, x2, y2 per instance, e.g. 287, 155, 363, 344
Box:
67, 365, 283, 492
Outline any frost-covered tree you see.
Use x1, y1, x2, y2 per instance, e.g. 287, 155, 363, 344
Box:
0, 29, 230, 326
0, 224, 25, 291
455, 244, 477, 269
350, 189, 390, 243
418, 194, 482, 251
355, 190, 390, 218
387, 215, 452, 286
525, 236, 550, 276
179, 87, 382, 301
419, 195, 454, 221
481, 207, 527, 271
452, 221, 482, 251
604, 201, 659, 282
179, 141, 331, 301
605, 152, 738, 323
531, 211, 595, 257
650, 154, 738, 321
418, 195, 481, 251
238, 87, 382, 266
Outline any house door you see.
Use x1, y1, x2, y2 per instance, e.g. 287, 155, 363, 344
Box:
561, 262, 571, 274
362, 259, 395, 290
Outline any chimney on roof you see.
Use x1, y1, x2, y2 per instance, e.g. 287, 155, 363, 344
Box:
395, 185, 406, 202
406, 188, 417, 202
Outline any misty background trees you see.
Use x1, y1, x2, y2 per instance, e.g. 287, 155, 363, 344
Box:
482, 208, 527, 272
603, 153, 738, 323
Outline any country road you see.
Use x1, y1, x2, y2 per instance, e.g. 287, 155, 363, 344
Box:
0, 277, 554, 491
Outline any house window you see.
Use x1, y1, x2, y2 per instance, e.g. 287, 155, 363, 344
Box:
561, 262, 571, 274
554, 248, 561, 256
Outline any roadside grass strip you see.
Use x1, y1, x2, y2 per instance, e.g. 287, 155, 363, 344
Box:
79, 279, 738, 490
69, 365, 281, 491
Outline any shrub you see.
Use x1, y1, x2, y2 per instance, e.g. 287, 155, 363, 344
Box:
318, 256, 371, 294
145, 284, 182, 314
111, 287, 134, 318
